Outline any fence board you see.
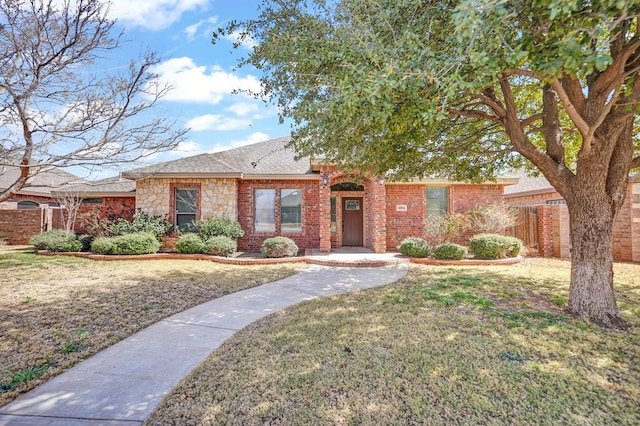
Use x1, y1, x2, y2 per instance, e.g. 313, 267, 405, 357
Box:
508, 206, 538, 252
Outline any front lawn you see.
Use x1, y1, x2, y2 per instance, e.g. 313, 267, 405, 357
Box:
147, 258, 640, 425
0, 247, 305, 406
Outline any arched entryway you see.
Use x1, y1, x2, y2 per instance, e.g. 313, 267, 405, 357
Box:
331, 182, 365, 246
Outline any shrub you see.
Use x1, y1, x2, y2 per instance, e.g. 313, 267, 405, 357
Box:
504, 235, 523, 257
110, 210, 173, 240
91, 232, 160, 255
78, 234, 94, 252
468, 203, 518, 234
469, 233, 522, 259
29, 230, 82, 252
111, 232, 160, 255
205, 235, 237, 257
433, 243, 468, 260
261, 236, 299, 258
194, 216, 244, 241
398, 237, 431, 258
91, 237, 115, 255
424, 213, 469, 246
175, 233, 206, 254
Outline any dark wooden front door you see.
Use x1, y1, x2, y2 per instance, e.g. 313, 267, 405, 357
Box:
342, 197, 363, 246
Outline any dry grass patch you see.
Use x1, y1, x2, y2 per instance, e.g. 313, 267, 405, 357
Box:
0, 246, 305, 405
147, 258, 639, 425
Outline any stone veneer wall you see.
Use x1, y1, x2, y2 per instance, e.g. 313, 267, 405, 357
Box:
136, 178, 237, 221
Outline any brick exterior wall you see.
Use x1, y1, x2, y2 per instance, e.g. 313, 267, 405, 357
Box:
237, 179, 320, 252
385, 184, 426, 250
77, 197, 136, 220
508, 183, 640, 262
0, 209, 43, 244
0, 194, 53, 209
385, 183, 506, 250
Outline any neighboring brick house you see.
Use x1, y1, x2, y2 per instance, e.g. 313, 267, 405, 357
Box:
124, 137, 517, 253
53, 176, 137, 231
0, 164, 85, 243
505, 173, 640, 262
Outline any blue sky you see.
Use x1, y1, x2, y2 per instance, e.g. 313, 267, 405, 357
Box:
91, 0, 287, 177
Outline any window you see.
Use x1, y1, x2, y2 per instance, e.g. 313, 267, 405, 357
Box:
175, 188, 197, 231
81, 198, 102, 205
17, 201, 39, 209
255, 189, 276, 232
426, 186, 449, 216
281, 189, 302, 233
330, 196, 337, 232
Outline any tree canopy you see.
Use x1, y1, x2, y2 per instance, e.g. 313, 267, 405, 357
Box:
0, 0, 186, 201
222, 0, 639, 183
220, 0, 640, 328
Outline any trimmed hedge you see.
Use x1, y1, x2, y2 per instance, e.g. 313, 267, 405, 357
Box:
470, 234, 523, 259
176, 233, 206, 254
261, 236, 299, 258
433, 243, 468, 260
194, 216, 244, 241
29, 230, 82, 252
398, 237, 431, 258
205, 235, 237, 257
91, 232, 160, 255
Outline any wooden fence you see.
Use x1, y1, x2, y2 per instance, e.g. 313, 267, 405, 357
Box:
508, 206, 538, 252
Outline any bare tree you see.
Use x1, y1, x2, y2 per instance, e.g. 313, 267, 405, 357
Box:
0, 0, 187, 202
53, 189, 83, 237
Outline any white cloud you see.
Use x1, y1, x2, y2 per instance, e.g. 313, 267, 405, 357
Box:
184, 15, 217, 41
186, 114, 252, 131
107, 0, 211, 31
223, 29, 257, 49
226, 102, 259, 117
170, 140, 203, 155
151, 57, 262, 104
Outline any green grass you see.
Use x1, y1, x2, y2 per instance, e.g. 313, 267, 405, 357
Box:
0, 247, 305, 406
146, 258, 640, 425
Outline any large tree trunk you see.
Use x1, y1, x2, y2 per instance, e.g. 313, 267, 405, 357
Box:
565, 183, 627, 329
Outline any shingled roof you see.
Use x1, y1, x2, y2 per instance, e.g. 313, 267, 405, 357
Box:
0, 164, 85, 197
54, 175, 136, 197
123, 136, 315, 179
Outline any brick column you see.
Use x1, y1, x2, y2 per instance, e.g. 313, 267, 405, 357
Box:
319, 176, 332, 253
537, 205, 554, 257
371, 178, 387, 253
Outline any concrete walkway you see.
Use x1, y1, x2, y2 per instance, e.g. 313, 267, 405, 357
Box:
0, 264, 407, 425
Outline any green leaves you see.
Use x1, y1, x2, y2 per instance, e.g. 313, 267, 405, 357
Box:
222, 0, 640, 181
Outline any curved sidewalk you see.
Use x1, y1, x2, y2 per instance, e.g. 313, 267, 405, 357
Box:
0, 264, 408, 425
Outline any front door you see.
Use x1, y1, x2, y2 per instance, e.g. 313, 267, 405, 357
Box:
342, 197, 363, 246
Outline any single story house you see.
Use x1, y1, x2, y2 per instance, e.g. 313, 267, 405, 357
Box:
505, 172, 640, 262
0, 164, 85, 243
123, 137, 517, 253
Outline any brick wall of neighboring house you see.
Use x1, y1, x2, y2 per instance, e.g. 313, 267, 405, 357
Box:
0, 209, 43, 244
507, 182, 640, 262
136, 178, 238, 225
77, 197, 136, 219
237, 179, 321, 252
0, 194, 54, 209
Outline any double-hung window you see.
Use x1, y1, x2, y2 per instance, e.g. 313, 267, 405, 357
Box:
175, 188, 198, 230
254, 189, 276, 232
281, 189, 302, 233
426, 186, 449, 216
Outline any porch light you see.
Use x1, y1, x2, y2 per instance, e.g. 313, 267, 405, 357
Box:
321, 174, 329, 186
377, 176, 385, 185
